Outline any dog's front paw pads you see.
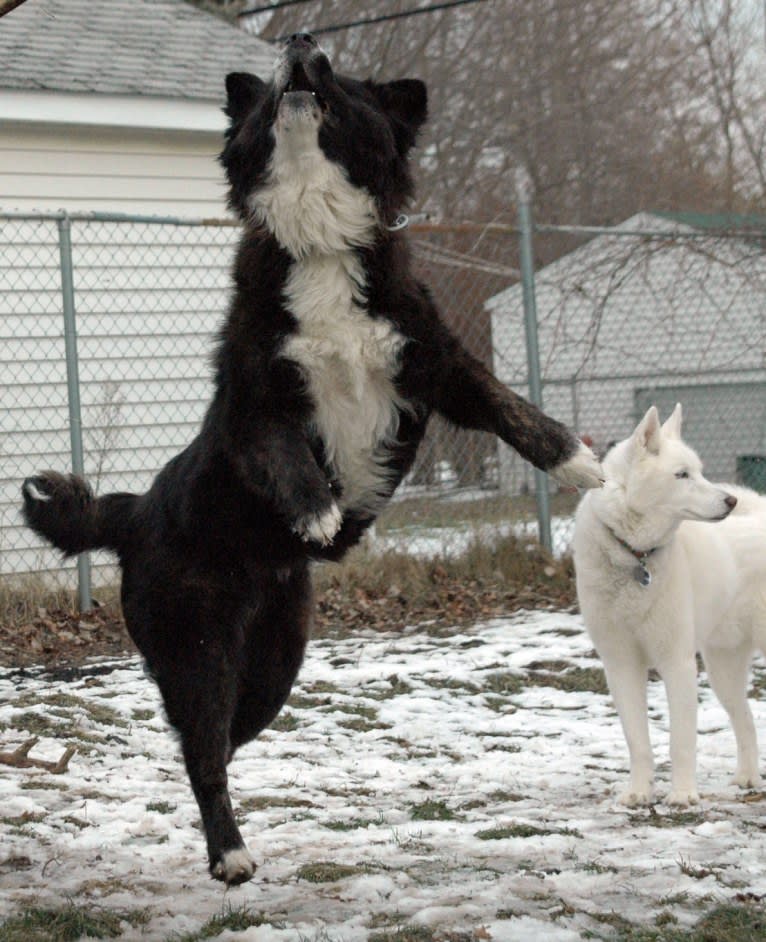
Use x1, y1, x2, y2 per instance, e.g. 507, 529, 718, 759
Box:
665, 788, 699, 807
552, 442, 605, 489
211, 847, 256, 886
22, 476, 54, 503
294, 504, 343, 546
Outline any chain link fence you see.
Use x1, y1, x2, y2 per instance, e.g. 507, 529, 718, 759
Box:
1, 209, 765, 601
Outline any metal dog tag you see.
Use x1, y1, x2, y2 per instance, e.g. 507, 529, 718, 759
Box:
633, 563, 651, 587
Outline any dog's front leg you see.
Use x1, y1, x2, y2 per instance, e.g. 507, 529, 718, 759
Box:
659, 655, 700, 805
424, 338, 603, 489
234, 422, 341, 545
602, 656, 655, 806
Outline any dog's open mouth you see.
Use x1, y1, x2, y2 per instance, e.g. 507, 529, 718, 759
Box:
282, 62, 328, 112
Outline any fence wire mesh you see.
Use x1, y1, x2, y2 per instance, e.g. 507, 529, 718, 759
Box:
1, 211, 764, 597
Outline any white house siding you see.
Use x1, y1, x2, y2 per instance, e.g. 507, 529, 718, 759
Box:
0, 216, 240, 583
0, 122, 230, 218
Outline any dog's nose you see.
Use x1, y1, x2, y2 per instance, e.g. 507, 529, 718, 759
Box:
725, 495, 738, 510
287, 33, 317, 48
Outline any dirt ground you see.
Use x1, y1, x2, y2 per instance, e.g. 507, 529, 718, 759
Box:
0, 571, 577, 668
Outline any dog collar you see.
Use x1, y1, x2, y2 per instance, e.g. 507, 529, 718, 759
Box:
605, 526, 660, 587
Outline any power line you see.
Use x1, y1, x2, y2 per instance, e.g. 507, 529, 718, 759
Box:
256, 0, 494, 40
238, 0, 317, 18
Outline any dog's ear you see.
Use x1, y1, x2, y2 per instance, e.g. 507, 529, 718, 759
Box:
632, 406, 662, 455
225, 72, 267, 124
369, 79, 428, 151
661, 402, 683, 439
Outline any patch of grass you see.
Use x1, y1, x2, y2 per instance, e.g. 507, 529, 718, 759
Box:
365, 675, 414, 699
322, 817, 377, 831
168, 904, 269, 941
629, 808, 706, 830
369, 926, 434, 942
269, 711, 300, 732
425, 677, 480, 695
482, 671, 525, 696
409, 800, 457, 821
296, 861, 374, 883
0, 903, 149, 941
239, 795, 313, 813
321, 703, 379, 720
146, 801, 175, 814
131, 709, 155, 721
0, 812, 46, 833
527, 665, 609, 695
476, 822, 581, 840
585, 901, 766, 940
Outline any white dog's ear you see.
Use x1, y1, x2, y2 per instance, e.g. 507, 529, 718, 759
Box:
632, 405, 662, 455
661, 402, 683, 439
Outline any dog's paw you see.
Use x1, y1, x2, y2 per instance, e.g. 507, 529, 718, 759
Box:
22, 476, 55, 503
732, 769, 762, 789
211, 847, 256, 886
618, 786, 653, 807
550, 441, 605, 490
665, 788, 699, 807
293, 503, 343, 546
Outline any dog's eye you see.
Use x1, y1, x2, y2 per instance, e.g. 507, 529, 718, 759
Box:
675, 470, 690, 479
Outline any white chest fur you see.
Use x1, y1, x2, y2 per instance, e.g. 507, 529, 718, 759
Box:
250, 114, 406, 513
282, 253, 405, 512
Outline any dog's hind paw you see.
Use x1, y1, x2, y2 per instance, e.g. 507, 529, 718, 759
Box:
551, 441, 605, 490
293, 503, 343, 546
211, 847, 256, 886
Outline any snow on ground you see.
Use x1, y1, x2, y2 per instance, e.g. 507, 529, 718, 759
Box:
1, 610, 765, 941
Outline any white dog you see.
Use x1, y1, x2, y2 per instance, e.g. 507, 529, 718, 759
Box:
573, 403, 766, 806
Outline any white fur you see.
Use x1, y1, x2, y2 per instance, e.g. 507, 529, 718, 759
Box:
251, 100, 406, 516
249, 102, 379, 259
574, 404, 766, 806
294, 503, 343, 545
24, 480, 51, 502
551, 441, 605, 489
212, 847, 255, 885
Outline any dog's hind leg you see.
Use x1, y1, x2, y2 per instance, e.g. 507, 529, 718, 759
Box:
703, 641, 761, 789
229, 564, 313, 755
157, 648, 255, 886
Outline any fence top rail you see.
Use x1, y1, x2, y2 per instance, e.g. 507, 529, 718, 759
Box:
1, 210, 763, 241
0, 209, 240, 227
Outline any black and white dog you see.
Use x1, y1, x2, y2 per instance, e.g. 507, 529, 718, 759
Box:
22, 35, 603, 885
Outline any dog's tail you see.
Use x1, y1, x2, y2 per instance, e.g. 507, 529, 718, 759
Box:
22, 471, 138, 557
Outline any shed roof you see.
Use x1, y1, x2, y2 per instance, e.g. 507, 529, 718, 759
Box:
0, 0, 274, 102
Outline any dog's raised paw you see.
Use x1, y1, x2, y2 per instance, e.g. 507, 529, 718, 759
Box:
293, 503, 343, 545
211, 847, 256, 886
551, 441, 605, 490
22, 476, 54, 503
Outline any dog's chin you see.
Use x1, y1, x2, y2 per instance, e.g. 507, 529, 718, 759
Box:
684, 507, 734, 523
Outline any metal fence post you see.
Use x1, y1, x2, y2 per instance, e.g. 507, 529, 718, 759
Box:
515, 169, 553, 553
57, 214, 92, 611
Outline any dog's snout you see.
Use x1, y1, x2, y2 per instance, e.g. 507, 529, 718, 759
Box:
724, 494, 738, 511
287, 32, 317, 48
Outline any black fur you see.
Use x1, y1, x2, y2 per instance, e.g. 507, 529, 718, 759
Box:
22, 35, 584, 885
